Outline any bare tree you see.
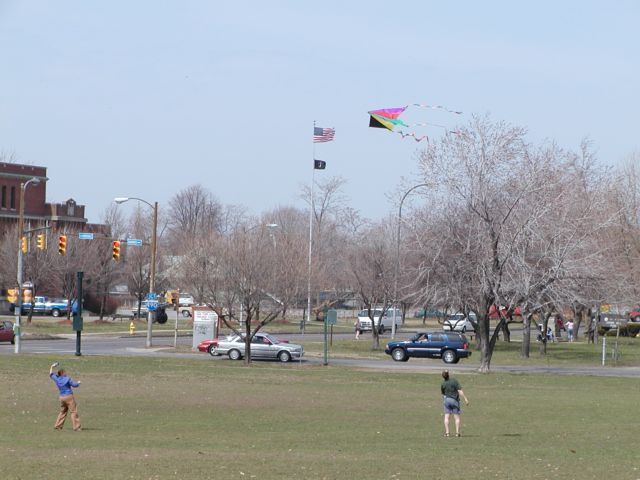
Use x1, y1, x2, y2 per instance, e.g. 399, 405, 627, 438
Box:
345, 221, 395, 350
167, 185, 222, 244
413, 118, 616, 372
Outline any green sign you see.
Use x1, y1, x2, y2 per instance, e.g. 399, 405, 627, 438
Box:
326, 309, 337, 326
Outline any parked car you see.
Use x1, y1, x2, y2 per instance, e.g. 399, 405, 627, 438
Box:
209, 332, 303, 362
356, 308, 402, 334
442, 312, 476, 333
628, 307, 640, 323
385, 331, 472, 364
0, 320, 15, 344
10, 296, 69, 317
598, 313, 628, 330
179, 293, 195, 307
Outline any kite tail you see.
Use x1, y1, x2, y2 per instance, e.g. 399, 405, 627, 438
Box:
411, 104, 463, 115
397, 130, 428, 142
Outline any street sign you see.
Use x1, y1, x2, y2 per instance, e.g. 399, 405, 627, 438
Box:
147, 292, 158, 300
127, 239, 143, 246
147, 301, 158, 312
326, 309, 338, 326
78, 232, 94, 240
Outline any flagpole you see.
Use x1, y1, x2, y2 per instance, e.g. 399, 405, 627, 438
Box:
305, 122, 316, 332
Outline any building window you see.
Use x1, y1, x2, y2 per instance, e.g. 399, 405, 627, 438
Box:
10, 186, 16, 209
1, 186, 5, 208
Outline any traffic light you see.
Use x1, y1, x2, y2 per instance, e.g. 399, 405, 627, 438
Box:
169, 291, 177, 306
7, 288, 18, 304
112, 240, 121, 260
23, 289, 32, 304
58, 234, 67, 255
21, 236, 28, 254
36, 233, 46, 250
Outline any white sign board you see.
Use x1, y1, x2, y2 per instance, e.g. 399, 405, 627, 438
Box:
192, 307, 219, 349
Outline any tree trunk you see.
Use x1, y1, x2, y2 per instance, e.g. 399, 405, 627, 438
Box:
501, 320, 511, 342
520, 313, 532, 358
477, 311, 492, 373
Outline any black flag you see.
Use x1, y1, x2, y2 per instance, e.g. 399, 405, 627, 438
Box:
314, 159, 326, 170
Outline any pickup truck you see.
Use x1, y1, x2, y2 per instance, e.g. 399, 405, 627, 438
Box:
18, 296, 69, 317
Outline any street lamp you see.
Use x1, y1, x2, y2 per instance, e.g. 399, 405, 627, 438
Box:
392, 183, 429, 339
114, 196, 158, 348
15, 177, 41, 353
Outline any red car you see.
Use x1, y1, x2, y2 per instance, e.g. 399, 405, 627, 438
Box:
629, 308, 640, 323
197, 338, 220, 356
0, 320, 15, 344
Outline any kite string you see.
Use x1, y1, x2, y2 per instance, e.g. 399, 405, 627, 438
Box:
411, 103, 463, 115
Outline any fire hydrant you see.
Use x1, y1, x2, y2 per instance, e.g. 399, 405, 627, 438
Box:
129, 321, 136, 335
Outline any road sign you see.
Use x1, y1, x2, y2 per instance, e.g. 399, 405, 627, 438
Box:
78, 232, 94, 240
326, 309, 338, 326
127, 239, 143, 246
147, 292, 158, 301
147, 301, 159, 312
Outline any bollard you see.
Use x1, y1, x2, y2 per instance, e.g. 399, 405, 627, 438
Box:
129, 321, 136, 335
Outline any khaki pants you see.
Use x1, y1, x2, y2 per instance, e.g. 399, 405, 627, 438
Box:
54, 395, 81, 431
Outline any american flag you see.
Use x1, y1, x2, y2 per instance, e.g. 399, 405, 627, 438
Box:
313, 127, 335, 143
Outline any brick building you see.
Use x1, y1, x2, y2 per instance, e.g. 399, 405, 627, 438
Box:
0, 162, 105, 233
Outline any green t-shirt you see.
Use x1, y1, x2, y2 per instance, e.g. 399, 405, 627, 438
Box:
441, 378, 461, 400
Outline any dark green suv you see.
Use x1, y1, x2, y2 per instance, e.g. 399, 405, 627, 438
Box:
384, 332, 472, 364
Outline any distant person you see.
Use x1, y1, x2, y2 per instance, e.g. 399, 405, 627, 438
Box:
440, 370, 469, 437
354, 319, 361, 339
546, 326, 555, 343
49, 363, 82, 431
566, 320, 575, 342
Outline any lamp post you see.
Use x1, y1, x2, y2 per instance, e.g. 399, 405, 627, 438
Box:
15, 177, 41, 353
392, 183, 429, 339
114, 197, 158, 348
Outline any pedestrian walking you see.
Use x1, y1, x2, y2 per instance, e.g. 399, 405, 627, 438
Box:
354, 319, 361, 339
440, 370, 469, 437
49, 363, 82, 431
566, 320, 574, 342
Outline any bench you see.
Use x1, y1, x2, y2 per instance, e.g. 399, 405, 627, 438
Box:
112, 313, 134, 321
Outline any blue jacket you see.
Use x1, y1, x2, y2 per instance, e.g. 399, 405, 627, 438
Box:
50, 373, 80, 396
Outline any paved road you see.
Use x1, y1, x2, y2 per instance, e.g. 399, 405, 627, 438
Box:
2, 332, 639, 378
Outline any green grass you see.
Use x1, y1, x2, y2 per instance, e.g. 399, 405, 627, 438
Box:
1, 354, 639, 479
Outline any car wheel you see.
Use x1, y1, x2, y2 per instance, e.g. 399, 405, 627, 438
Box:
51, 309, 60, 317
208, 345, 219, 357
228, 349, 242, 361
391, 348, 407, 362
182, 310, 191, 318
442, 349, 457, 364
11, 336, 15, 345
634, 316, 640, 323
278, 351, 292, 363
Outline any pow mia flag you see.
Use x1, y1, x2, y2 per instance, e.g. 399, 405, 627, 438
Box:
313, 159, 326, 170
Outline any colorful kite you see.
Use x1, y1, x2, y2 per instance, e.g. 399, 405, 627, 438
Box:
368, 104, 462, 142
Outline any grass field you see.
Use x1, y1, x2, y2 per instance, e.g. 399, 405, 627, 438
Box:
1, 354, 639, 480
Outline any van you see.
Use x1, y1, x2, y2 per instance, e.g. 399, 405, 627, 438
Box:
356, 308, 402, 334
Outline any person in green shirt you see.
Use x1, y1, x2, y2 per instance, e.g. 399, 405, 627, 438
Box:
440, 370, 469, 437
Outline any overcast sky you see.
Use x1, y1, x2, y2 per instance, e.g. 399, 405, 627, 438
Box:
1, 1, 638, 223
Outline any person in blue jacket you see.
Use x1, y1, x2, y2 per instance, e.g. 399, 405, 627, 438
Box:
49, 363, 82, 431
